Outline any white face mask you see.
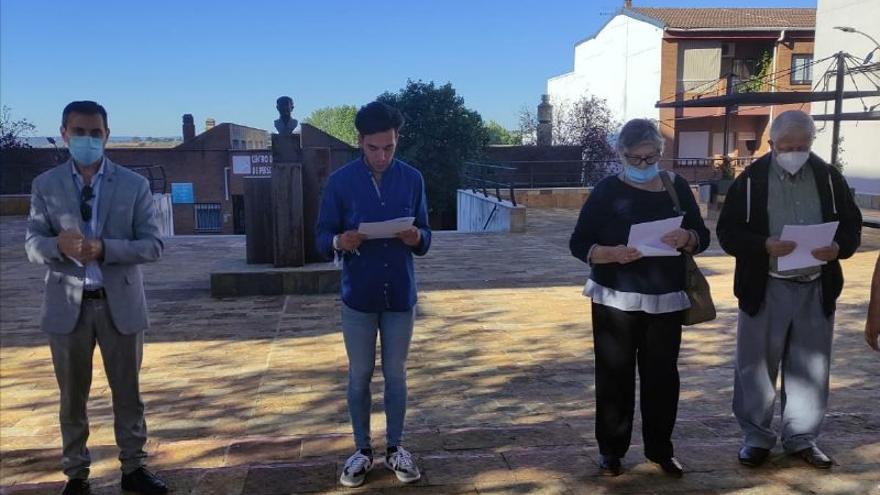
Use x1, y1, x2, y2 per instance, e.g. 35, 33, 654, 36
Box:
776, 151, 810, 175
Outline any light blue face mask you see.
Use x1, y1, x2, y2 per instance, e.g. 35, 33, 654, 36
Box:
68, 136, 104, 166
624, 163, 659, 184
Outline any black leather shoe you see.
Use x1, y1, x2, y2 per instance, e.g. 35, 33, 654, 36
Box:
650, 456, 684, 478
738, 446, 770, 467
121, 467, 169, 494
794, 446, 833, 469
598, 454, 623, 476
62, 479, 91, 495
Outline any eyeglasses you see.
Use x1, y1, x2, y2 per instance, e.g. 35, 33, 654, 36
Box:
624, 154, 661, 166
80, 185, 94, 222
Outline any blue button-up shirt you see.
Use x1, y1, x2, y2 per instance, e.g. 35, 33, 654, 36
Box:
71, 158, 106, 289
316, 157, 432, 313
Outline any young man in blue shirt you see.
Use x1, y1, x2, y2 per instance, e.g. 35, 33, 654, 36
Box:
316, 101, 431, 487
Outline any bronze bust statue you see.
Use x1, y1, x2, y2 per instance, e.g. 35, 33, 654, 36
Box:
274, 96, 299, 135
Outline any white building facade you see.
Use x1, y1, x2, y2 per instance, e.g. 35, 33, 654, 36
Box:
548, 13, 664, 124
812, 0, 880, 193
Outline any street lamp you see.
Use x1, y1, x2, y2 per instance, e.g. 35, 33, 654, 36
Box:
834, 26, 880, 63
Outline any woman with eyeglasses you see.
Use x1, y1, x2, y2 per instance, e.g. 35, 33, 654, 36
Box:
569, 119, 710, 478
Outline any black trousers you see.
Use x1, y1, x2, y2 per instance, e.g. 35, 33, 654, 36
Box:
591, 302, 682, 460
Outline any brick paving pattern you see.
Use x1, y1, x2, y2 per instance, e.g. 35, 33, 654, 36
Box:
1, 210, 878, 494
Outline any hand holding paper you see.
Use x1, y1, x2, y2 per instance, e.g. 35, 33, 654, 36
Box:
396, 226, 421, 247
358, 217, 415, 240
777, 221, 839, 271
627, 216, 684, 257
811, 242, 840, 262
58, 228, 85, 265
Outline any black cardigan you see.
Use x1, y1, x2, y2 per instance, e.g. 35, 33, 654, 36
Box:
716, 152, 862, 316
569, 173, 711, 295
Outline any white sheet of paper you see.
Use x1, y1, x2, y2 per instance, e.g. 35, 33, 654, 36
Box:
627, 216, 684, 257
778, 221, 839, 272
358, 217, 415, 239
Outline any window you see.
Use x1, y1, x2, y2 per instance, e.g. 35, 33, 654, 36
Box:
732, 58, 757, 81
194, 203, 222, 233
791, 54, 813, 85
679, 42, 722, 92
678, 131, 710, 159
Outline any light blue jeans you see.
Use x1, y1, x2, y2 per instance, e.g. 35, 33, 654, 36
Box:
341, 303, 415, 450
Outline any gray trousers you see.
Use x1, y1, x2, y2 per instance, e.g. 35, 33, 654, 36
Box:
48, 299, 147, 480
733, 278, 834, 453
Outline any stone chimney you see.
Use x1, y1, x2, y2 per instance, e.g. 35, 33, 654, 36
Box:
537, 95, 553, 146
624, 0, 633, 8
182, 114, 195, 142
205, 118, 216, 132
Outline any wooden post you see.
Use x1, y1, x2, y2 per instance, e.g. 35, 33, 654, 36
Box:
244, 177, 274, 264
301, 148, 332, 262
272, 162, 305, 267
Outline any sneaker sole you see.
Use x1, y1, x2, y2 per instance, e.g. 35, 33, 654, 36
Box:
340, 475, 367, 488
340, 465, 372, 488
386, 464, 421, 484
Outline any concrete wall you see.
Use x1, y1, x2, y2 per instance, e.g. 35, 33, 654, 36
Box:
548, 14, 663, 123
855, 192, 880, 210
457, 190, 526, 233
506, 183, 710, 213
812, 0, 880, 193
505, 188, 591, 209
0, 195, 30, 216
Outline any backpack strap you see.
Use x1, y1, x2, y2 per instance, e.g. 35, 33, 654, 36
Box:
659, 170, 683, 216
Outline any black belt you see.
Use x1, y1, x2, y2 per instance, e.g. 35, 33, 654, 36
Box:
82, 288, 106, 300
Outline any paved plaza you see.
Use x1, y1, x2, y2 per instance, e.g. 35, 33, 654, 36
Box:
1, 209, 878, 494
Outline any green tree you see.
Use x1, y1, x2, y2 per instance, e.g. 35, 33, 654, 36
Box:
0, 106, 35, 150
305, 105, 358, 146
518, 95, 618, 184
485, 120, 520, 145
378, 80, 488, 227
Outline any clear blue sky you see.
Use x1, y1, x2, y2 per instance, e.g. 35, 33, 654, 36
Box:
1, 0, 816, 137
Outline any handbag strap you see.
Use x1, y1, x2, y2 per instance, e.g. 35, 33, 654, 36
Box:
659, 171, 693, 263
658, 171, 683, 216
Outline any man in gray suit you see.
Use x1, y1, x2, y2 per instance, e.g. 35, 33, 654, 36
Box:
25, 101, 168, 495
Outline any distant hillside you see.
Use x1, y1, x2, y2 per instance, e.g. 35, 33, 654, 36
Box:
26, 136, 182, 149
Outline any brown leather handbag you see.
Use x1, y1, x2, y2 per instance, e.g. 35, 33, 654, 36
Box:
659, 172, 717, 326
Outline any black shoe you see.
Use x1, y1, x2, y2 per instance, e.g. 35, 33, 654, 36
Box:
62, 479, 91, 495
738, 446, 770, 467
793, 446, 833, 469
598, 454, 623, 476
649, 456, 684, 478
121, 467, 169, 494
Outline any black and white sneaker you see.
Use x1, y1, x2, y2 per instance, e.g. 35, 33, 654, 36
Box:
340, 449, 374, 487
385, 446, 421, 483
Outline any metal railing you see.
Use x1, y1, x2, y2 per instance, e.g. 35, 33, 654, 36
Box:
505, 159, 619, 188
462, 161, 519, 206
130, 165, 168, 194
466, 157, 756, 189
467, 159, 620, 190
669, 157, 752, 182
194, 203, 223, 233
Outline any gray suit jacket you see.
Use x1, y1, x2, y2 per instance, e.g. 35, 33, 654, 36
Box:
25, 159, 164, 335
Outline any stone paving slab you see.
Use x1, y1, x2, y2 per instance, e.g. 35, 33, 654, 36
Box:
2, 210, 879, 494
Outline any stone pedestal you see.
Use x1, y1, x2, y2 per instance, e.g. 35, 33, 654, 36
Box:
272, 162, 305, 267
244, 177, 274, 264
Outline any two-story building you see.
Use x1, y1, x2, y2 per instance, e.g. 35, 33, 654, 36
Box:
548, 3, 816, 165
